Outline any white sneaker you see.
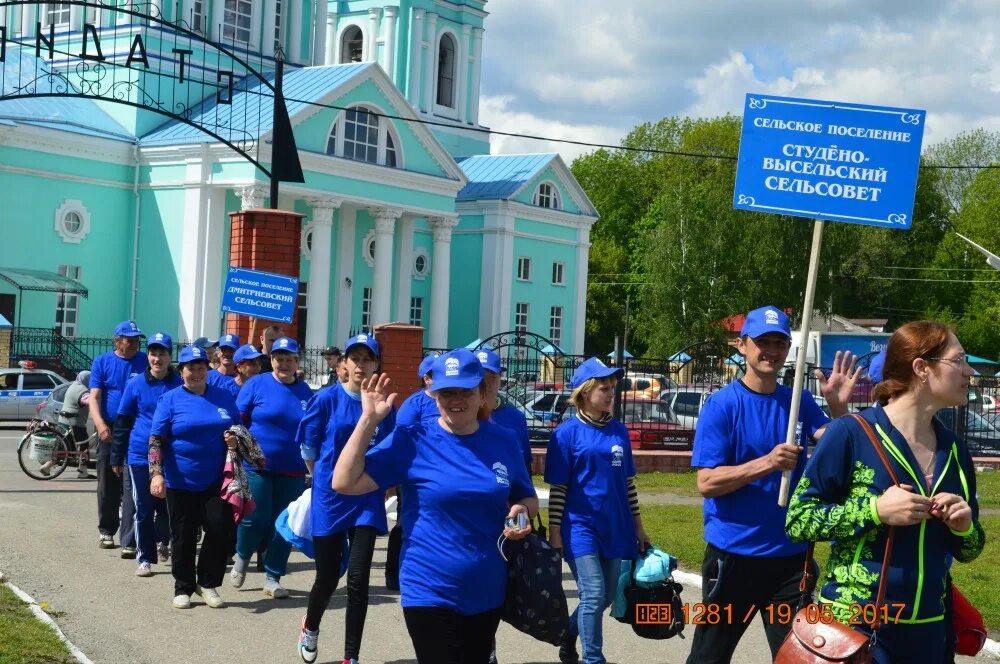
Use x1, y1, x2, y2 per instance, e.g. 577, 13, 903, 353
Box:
98, 534, 114, 549
77, 468, 90, 479
196, 586, 225, 608
172, 593, 191, 609
157, 543, 170, 563
263, 576, 289, 599
230, 555, 248, 588
135, 562, 153, 577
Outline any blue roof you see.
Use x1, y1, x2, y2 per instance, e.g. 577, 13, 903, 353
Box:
455, 154, 557, 201
141, 63, 371, 145
0, 50, 133, 141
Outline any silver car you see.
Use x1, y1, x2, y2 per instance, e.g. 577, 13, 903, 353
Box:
0, 368, 68, 420
36, 381, 96, 435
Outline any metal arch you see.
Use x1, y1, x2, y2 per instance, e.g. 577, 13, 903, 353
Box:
477, 331, 563, 356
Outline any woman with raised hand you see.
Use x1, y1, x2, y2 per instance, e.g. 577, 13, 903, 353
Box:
111, 332, 182, 577
230, 336, 314, 599
148, 345, 240, 610
333, 349, 537, 664
545, 358, 650, 664
296, 334, 395, 664
787, 321, 985, 663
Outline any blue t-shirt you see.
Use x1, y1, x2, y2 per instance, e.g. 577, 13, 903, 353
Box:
691, 380, 829, 557
296, 383, 396, 537
544, 417, 637, 561
116, 370, 183, 466
396, 389, 438, 427
206, 370, 240, 398
149, 385, 240, 491
365, 420, 536, 614
237, 373, 313, 474
90, 352, 149, 422
492, 404, 532, 473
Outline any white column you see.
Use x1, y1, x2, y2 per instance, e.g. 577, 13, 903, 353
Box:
334, 205, 357, 342
69, 3, 84, 30
572, 225, 592, 355
20, 3, 33, 36
408, 9, 424, 107
237, 185, 267, 210
262, 0, 277, 57
478, 210, 513, 339
312, 0, 327, 64
366, 8, 380, 63
369, 207, 399, 326
289, 0, 304, 63
198, 187, 226, 337
394, 216, 414, 323
0, 6, 6, 29
305, 197, 342, 347
178, 153, 212, 340
469, 28, 484, 125
324, 11, 337, 64
429, 217, 458, 348
211, 0, 226, 42
117, 0, 129, 24
458, 24, 471, 123
382, 6, 397, 81
422, 12, 437, 111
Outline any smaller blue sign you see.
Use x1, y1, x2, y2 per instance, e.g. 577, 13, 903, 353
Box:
734, 94, 925, 228
221, 267, 299, 323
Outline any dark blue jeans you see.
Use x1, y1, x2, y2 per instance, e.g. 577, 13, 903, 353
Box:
128, 464, 169, 565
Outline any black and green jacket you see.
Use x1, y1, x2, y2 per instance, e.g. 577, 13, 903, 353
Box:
786, 405, 984, 625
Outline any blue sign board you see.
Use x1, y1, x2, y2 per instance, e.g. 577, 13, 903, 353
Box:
221, 267, 299, 323
734, 94, 925, 228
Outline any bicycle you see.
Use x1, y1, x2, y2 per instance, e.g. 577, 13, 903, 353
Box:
16, 419, 98, 481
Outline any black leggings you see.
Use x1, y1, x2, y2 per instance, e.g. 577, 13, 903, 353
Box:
305, 526, 377, 660
403, 606, 503, 664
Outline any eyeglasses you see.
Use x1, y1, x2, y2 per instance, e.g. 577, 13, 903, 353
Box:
925, 353, 970, 367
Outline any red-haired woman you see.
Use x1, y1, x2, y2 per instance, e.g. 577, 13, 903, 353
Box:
787, 321, 985, 663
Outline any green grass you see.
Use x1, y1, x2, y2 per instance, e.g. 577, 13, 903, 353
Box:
976, 470, 999, 510
0, 584, 75, 664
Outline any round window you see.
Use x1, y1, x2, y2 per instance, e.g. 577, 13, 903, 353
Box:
415, 255, 426, 274
63, 211, 82, 235
367, 237, 376, 261
305, 229, 313, 252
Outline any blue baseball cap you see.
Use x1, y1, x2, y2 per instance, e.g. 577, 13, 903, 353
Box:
569, 357, 624, 389
343, 333, 380, 357
418, 353, 439, 378
192, 336, 217, 349
146, 332, 172, 351
233, 344, 263, 365
218, 334, 240, 350
114, 320, 143, 337
868, 349, 887, 383
740, 306, 792, 340
430, 349, 484, 391
475, 349, 505, 375
271, 336, 300, 354
177, 345, 210, 365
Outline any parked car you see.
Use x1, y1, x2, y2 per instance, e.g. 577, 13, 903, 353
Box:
621, 373, 677, 400
525, 391, 573, 423
499, 395, 554, 446
562, 399, 695, 451
977, 394, 999, 412
0, 366, 68, 421
935, 407, 1000, 456
662, 385, 720, 429
36, 381, 97, 436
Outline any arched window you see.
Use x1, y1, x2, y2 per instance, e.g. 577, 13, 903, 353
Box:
436, 34, 456, 108
325, 105, 402, 168
340, 25, 364, 63
533, 182, 560, 209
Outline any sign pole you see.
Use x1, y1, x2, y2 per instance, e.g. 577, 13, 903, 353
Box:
778, 219, 825, 507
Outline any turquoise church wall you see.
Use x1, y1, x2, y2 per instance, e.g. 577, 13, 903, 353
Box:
445, 232, 482, 347
510, 235, 577, 351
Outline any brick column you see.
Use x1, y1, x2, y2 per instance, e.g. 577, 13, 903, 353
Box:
374, 323, 424, 399
226, 208, 305, 342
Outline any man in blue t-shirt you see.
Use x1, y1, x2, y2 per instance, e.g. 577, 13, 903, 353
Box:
686, 306, 859, 663
89, 320, 149, 550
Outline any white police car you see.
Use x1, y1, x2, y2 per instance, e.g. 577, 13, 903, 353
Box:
0, 363, 68, 421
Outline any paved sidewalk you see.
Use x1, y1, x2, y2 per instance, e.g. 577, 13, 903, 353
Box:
0, 428, 983, 663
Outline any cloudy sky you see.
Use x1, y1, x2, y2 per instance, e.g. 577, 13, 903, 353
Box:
477, 0, 1000, 162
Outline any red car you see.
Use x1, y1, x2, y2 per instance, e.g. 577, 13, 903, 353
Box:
562, 399, 695, 451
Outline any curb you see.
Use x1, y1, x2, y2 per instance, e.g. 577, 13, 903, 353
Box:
670, 570, 1000, 660
2, 574, 95, 664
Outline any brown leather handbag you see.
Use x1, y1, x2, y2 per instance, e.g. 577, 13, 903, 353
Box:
775, 415, 899, 664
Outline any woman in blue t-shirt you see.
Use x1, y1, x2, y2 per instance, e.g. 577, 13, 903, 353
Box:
149, 345, 240, 610
295, 334, 396, 664
332, 349, 538, 664
231, 337, 313, 599
545, 357, 650, 664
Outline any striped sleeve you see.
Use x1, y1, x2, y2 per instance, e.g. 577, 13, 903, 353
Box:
627, 476, 640, 517
547, 484, 567, 528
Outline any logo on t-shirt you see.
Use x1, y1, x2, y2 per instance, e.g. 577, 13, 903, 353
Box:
492, 461, 510, 486
611, 444, 624, 468
445, 357, 460, 377
217, 407, 231, 421
300, 400, 308, 411
129, 372, 139, 379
